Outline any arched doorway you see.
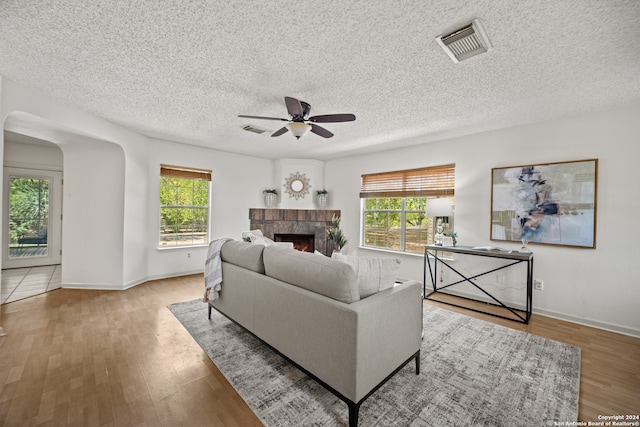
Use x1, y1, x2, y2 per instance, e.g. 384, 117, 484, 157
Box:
1, 130, 63, 303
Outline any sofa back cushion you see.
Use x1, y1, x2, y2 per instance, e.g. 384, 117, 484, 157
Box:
221, 240, 265, 274
263, 245, 360, 303
331, 253, 400, 298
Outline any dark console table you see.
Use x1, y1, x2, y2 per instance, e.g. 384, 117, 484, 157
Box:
423, 245, 534, 324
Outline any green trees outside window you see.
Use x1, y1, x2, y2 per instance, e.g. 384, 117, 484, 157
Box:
363, 197, 451, 253
159, 176, 209, 246
9, 177, 49, 249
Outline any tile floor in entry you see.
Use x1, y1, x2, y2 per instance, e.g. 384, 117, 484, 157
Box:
1, 265, 61, 304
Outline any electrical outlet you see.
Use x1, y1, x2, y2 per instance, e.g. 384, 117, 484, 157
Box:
187, 253, 191, 258
534, 279, 544, 290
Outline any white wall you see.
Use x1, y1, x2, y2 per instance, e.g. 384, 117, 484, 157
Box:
3, 138, 63, 170
120, 131, 151, 288
325, 103, 640, 337
60, 139, 126, 288
273, 159, 326, 209
146, 139, 272, 279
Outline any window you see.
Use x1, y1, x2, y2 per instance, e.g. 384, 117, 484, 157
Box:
361, 164, 455, 254
159, 164, 211, 247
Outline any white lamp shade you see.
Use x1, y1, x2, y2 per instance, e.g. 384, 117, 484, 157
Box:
285, 122, 312, 139
427, 197, 453, 217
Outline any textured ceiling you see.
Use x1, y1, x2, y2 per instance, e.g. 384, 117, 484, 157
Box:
1, 1, 640, 160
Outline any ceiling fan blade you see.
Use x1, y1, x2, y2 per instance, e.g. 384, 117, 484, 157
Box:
308, 113, 356, 123
271, 126, 289, 137
238, 114, 287, 121
284, 96, 303, 117
310, 124, 334, 138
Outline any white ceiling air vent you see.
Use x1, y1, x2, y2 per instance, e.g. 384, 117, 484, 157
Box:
241, 124, 270, 135
436, 19, 491, 63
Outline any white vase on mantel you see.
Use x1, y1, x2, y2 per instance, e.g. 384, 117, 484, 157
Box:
317, 194, 327, 209
264, 193, 277, 208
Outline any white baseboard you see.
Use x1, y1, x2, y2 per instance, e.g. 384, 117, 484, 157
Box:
531, 308, 640, 339
62, 270, 204, 291
123, 276, 150, 290
430, 289, 640, 339
144, 269, 204, 283
62, 282, 124, 291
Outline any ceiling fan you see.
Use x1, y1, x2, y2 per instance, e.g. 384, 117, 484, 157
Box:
239, 96, 356, 140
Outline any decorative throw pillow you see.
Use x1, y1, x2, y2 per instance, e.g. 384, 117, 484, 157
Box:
242, 229, 263, 241
241, 229, 276, 246
331, 253, 401, 298
253, 236, 276, 246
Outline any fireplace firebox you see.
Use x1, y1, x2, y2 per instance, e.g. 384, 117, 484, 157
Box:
274, 234, 315, 253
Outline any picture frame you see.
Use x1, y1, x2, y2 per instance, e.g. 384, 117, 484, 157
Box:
490, 159, 598, 248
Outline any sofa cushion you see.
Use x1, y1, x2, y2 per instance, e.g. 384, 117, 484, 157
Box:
332, 253, 400, 298
221, 240, 265, 274
263, 245, 360, 303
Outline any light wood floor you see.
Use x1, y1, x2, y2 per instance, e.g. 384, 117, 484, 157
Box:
0, 274, 638, 426
1, 265, 62, 304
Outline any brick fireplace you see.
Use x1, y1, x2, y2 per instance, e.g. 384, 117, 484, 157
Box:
249, 209, 341, 256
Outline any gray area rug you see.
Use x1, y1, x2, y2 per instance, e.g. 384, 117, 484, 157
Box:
168, 299, 580, 426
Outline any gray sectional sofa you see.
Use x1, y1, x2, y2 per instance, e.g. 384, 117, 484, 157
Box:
207, 240, 423, 427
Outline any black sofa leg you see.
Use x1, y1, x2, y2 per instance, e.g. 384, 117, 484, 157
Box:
415, 350, 420, 375
348, 401, 360, 427
208, 304, 212, 320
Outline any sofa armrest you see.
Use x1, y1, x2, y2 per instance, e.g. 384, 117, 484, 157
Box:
350, 280, 423, 401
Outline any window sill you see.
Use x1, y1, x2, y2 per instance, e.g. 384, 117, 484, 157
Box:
358, 246, 423, 258
157, 244, 208, 251
358, 245, 456, 261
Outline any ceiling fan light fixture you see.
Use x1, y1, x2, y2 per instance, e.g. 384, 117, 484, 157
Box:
285, 122, 312, 139
239, 97, 354, 140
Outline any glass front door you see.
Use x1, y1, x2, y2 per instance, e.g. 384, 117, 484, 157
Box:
3, 168, 61, 269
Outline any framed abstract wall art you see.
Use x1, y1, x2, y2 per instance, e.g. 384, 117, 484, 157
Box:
490, 159, 598, 248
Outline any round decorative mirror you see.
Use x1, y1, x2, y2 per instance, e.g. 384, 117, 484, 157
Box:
291, 179, 304, 192
284, 172, 311, 200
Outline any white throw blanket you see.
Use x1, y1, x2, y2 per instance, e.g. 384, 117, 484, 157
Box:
203, 238, 232, 302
